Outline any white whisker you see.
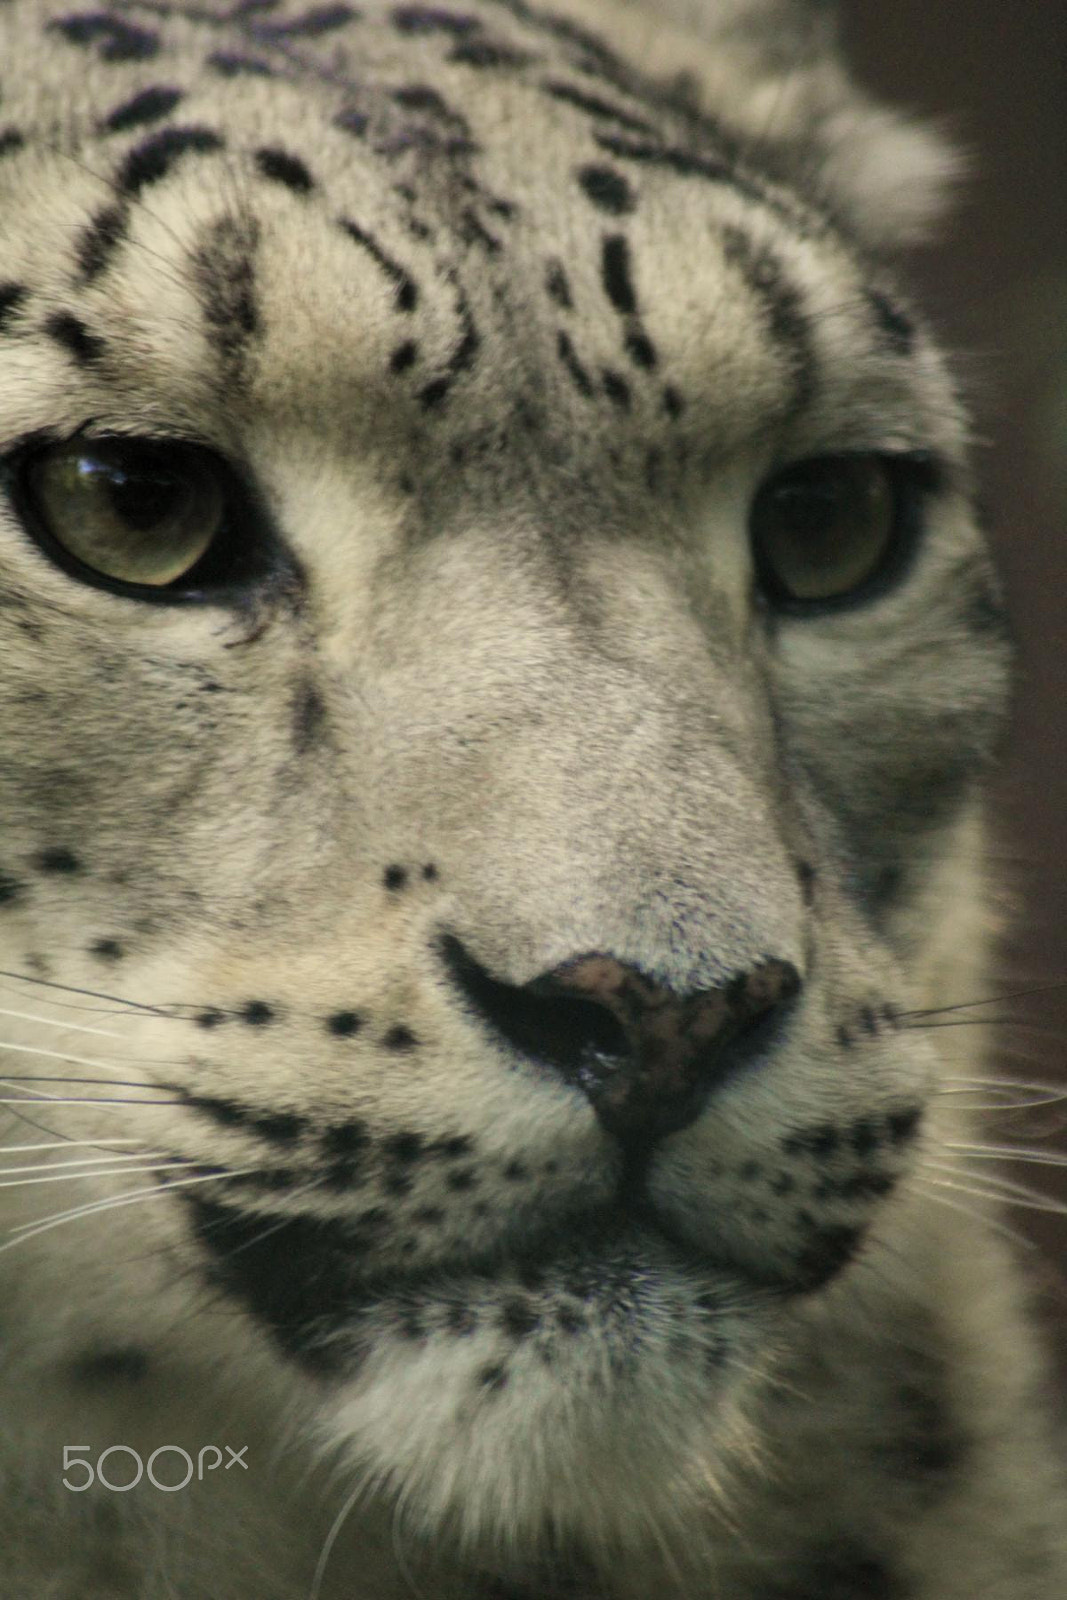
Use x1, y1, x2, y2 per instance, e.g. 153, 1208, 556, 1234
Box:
922, 1158, 1067, 1208
917, 1168, 1067, 1220
940, 1075, 1067, 1105
0, 967, 170, 1016
1, 1168, 251, 1255
0, 1138, 146, 1153
0, 1152, 167, 1176
0, 1039, 169, 1074
0, 1004, 126, 1038
0, 1160, 196, 1188
944, 1141, 1067, 1166
912, 1180, 1040, 1249
0, 1095, 181, 1106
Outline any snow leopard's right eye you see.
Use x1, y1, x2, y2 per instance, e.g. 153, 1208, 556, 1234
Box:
9, 436, 267, 602
749, 453, 928, 612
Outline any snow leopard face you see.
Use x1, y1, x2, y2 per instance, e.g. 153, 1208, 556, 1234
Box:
0, 0, 1010, 1560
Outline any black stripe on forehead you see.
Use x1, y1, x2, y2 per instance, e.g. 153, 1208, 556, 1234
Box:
118, 127, 225, 197
542, 80, 657, 138
250, 4, 361, 41
601, 235, 637, 316
593, 133, 806, 233
336, 217, 420, 312
192, 214, 260, 372
721, 224, 817, 417
77, 206, 128, 282
48, 13, 160, 62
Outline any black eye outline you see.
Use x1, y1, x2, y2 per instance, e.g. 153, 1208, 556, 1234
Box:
1, 431, 287, 605
750, 451, 940, 616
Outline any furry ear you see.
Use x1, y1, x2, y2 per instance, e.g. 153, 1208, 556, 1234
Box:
567, 0, 961, 247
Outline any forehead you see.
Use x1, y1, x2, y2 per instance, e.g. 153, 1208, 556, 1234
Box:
0, 1, 946, 503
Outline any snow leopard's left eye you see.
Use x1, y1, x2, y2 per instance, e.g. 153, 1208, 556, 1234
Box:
750, 454, 925, 610
9, 436, 272, 602
21, 437, 227, 590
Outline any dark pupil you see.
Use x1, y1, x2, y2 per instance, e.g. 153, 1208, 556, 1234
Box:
774, 474, 843, 538
92, 455, 186, 532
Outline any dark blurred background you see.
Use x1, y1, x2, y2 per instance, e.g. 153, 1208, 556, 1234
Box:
844, 7, 1067, 1376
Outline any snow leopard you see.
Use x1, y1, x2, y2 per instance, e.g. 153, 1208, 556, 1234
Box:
0, 0, 1063, 1596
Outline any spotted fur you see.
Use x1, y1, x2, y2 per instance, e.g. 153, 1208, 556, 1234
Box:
0, 2, 1063, 1597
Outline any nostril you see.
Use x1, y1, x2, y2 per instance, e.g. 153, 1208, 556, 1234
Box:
439, 933, 633, 1081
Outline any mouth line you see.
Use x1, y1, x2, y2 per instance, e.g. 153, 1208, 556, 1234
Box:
183, 1188, 741, 1367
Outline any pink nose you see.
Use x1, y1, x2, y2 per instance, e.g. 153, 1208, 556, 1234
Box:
531, 952, 801, 1141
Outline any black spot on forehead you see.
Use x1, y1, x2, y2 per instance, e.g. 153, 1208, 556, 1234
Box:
118, 127, 225, 198
449, 39, 533, 69
89, 937, 124, 961
383, 864, 408, 890
392, 82, 469, 128
662, 384, 684, 418
45, 313, 106, 366
102, 86, 185, 136
254, 4, 361, 39
76, 206, 128, 282
255, 147, 315, 194
624, 328, 656, 369
601, 233, 638, 315
384, 1024, 419, 1051
334, 108, 369, 139
577, 164, 635, 215
392, 8, 481, 35
390, 339, 419, 373
0, 129, 25, 159
49, 13, 160, 63
601, 368, 630, 409
208, 51, 276, 78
